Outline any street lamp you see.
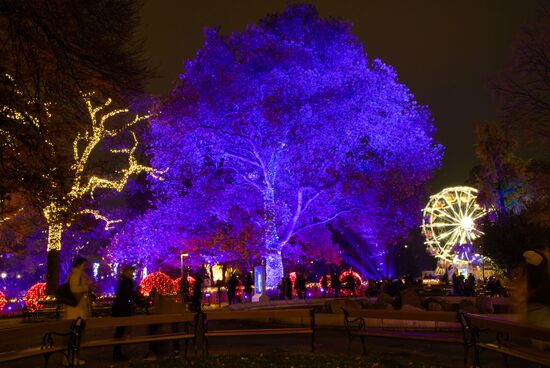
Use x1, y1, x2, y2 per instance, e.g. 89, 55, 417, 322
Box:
180, 253, 189, 277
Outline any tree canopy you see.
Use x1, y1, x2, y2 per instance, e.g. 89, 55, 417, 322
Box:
0, 0, 148, 209
115, 5, 443, 286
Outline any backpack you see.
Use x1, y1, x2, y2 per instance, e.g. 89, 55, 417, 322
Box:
56, 283, 78, 306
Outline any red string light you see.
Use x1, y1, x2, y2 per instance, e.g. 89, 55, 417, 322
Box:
24, 282, 46, 311
0, 290, 6, 311
139, 272, 176, 296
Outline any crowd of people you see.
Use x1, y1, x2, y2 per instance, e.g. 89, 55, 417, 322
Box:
437, 269, 507, 297
56, 247, 549, 362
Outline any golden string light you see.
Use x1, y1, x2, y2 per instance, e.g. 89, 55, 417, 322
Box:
1, 83, 165, 252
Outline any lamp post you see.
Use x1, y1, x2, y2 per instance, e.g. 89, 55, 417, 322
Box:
180, 253, 189, 277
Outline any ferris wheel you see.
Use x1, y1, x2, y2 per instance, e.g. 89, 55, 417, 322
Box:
421, 186, 487, 264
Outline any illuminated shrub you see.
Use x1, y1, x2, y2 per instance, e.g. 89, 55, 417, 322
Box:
24, 282, 46, 310
0, 290, 7, 311
139, 272, 176, 296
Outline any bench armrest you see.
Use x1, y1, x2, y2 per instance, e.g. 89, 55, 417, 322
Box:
342, 308, 365, 331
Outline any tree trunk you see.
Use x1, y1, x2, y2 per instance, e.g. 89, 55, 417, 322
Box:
45, 249, 60, 295
263, 186, 283, 288
384, 248, 390, 280
45, 223, 63, 295
266, 249, 283, 289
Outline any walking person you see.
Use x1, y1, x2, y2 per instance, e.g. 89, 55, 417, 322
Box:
284, 275, 293, 300
66, 257, 91, 320
227, 273, 238, 305
179, 271, 191, 309
112, 265, 136, 362
63, 257, 91, 366
345, 271, 356, 297
191, 272, 203, 312
523, 248, 550, 351
295, 273, 306, 299
244, 271, 253, 302
277, 277, 286, 300
331, 271, 341, 297
321, 275, 329, 298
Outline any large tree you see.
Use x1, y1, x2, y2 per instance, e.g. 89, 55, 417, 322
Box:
150, 5, 443, 287
0, 0, 148, 202
3, 93, 162, 293
0, 0, 150, 293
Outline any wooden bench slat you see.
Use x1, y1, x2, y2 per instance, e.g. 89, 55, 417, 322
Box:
467, 314, 550, 342
463, 312, 550, 367
0, 346, 66, 363
81, 332, 195, 348
86, 313, 196, 329
0, 320, 73, 336
206, 328, 312, 337
205, 309, 312, 321
351, 329, 462, 343
346, 310, 459, 323
479, 342, 550, 366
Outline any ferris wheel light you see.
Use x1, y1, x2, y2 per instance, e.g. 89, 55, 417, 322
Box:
421, 186, 488, 265
461, 217, 474, 231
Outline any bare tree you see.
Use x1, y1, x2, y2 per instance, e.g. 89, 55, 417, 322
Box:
493, 1, 550, 143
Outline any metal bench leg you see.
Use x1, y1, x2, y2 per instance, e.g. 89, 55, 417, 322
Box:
43, 352, 52, 368
501, 353, 509, 368
360, 335, 366, 355
473, 345, 482, 368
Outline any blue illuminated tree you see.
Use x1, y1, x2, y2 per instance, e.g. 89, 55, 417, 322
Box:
149, 5, 443, 287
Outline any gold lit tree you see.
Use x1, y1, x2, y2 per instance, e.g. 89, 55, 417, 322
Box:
1, 90, 163, 293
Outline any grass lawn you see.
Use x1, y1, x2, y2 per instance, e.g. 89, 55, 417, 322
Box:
128, 353, 439, 368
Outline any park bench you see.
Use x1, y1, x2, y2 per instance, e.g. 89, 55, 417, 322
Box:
0, 317, 83, 367
22, 299, 62, 322
82, 313, 199, 358
460, 312, 550, 368
342, 308, 462, 355
201, 308, 315, 355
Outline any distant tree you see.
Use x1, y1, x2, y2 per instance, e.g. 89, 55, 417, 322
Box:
0, 193, 46, 295
479, 212, 550, 271
474, 121, 530, 219
473, 122, 550, 270
492, 1, 550, 144
524, 160, 550, 227
150, 5, 442, 287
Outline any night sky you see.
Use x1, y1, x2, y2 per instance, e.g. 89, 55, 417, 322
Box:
138, 0, 538, 192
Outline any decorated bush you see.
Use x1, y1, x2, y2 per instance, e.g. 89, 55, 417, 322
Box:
139, 272, 176, 296
0, 290, 7, 311
24, 282, 46, 310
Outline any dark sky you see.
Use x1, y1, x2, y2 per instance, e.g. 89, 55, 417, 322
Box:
138, 0, 538, 192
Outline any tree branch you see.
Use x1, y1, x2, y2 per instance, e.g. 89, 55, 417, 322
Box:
293, 207, 357, 235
